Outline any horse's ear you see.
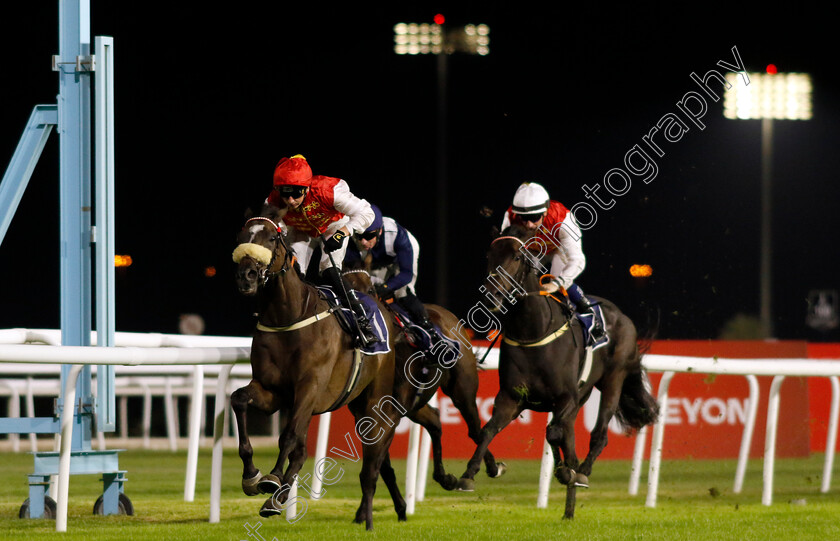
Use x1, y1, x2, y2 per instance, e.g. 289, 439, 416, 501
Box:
244, 207, 254, 220
363, 251, 373, 271
490, 225, 500, 240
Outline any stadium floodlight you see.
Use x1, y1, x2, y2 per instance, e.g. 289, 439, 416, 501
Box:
723, 68, 812, 338
393, 20, 489, 56
393, 15, 490, 306
724, 71, 812, 120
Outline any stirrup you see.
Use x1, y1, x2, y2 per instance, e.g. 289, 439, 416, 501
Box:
357, 319, 378, 346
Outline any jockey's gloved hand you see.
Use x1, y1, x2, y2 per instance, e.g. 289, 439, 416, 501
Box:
375, 283, 395, 301
323, 230, 348, 253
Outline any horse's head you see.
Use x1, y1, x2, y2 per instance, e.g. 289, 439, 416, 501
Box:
484, 225, 540, 308
233, 206, 294, 296
341, 253, 376, 297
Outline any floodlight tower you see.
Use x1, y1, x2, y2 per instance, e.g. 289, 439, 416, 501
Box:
393, 16, 490, 306
723, 67, 812, 338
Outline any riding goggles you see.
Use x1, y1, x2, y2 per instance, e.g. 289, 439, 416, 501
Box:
515, 212, 545, 223
275, 185, 307, 199
355, 229, 381, 241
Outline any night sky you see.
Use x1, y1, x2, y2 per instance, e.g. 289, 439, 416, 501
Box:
1, 3, 838, 342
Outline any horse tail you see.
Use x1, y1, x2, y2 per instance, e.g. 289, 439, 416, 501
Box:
613, 366, 660, 432
636, 305, 660, 355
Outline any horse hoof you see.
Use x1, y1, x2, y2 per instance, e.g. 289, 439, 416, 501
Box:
257, 473, 282, 494
491, 462, 507, 478
454, 478, 475, 492
259, 498, 283, 518
437, 474, 458, 491
555, 468, 573, 485
242, 471, 262, 496
574, 473, 590, 488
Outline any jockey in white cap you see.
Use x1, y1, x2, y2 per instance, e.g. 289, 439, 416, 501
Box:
501, 181, 606, 342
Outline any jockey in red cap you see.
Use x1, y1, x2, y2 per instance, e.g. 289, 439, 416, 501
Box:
266, 154, 378, 346
501, 181, 606, 343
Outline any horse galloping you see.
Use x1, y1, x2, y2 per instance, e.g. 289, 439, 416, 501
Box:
455, 225, 659, 519
231, 205, 408, 529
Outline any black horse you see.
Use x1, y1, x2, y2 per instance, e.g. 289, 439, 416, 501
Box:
455, 225, 659, 519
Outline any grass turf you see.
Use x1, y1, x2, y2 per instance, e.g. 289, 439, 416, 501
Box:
1, 447, 839, 540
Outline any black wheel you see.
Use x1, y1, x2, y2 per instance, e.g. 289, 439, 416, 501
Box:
19, 496, 57, 519
92, 492, 134, 516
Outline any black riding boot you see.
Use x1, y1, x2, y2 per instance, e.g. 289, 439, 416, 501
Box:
322, 267, 378, 347
397, 291, 441, 342
577, 296, 606, 342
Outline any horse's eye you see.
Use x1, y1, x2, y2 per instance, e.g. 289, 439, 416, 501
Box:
513, 256, 521, 262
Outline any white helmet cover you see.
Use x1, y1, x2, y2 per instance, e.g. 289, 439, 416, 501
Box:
512, 182, 550, 214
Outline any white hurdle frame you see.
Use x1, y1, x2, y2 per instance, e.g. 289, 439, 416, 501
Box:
4, 333, 840, 531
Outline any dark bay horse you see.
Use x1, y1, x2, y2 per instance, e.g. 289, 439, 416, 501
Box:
455, 225, 659, 519
232, 206, 408, 529
341, 263, 505, 491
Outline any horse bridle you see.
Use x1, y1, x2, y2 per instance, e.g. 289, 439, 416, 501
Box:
243, 217, 295, 286
489, 234, 575, 347
488, 235, 543, 299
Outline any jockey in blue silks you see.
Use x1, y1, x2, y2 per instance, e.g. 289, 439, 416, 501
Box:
344, 204, 440, 340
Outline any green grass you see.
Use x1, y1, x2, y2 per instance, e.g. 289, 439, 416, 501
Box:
1, 447, 840, 540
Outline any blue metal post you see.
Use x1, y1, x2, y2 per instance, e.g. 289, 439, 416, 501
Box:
57, 0, 94, 451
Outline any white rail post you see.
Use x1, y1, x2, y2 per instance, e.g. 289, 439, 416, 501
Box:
310, 411, 331, 498
536, 413, 554, 508
628, 425, 648, 495
209, 364, 233, 523
416, 391, 438, 502
646, 371, 674, 508
733, 375, 759, 493
762, 375, 786, 505
56, 364, 84, 532
184, 364, 204, 501
405, 421, 421, 515
821, 376, 840, 493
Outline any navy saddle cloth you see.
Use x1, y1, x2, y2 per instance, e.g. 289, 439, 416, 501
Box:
316, 286, 391, 356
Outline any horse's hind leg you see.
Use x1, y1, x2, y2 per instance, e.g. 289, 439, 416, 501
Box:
377, 451, 407, 522
456, 391, 521, 491
546, 397, 582, 519
230, 381, 282, 496
578, 370, 625, 480
408, 403, 458, 490
352, 424, 400, 530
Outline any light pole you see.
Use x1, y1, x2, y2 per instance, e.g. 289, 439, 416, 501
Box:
723, 68, 812, 338
393, 17, 489, 306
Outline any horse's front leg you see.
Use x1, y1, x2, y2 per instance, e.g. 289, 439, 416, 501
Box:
455, 391, 521, 491
408, 403, 458, 490
257, 388, 318, 515
444, 373, 505, 479
546, 395, 582, 519
230, 380, 282, 496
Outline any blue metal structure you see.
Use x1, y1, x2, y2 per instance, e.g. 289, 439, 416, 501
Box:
0, 0, 127, 518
